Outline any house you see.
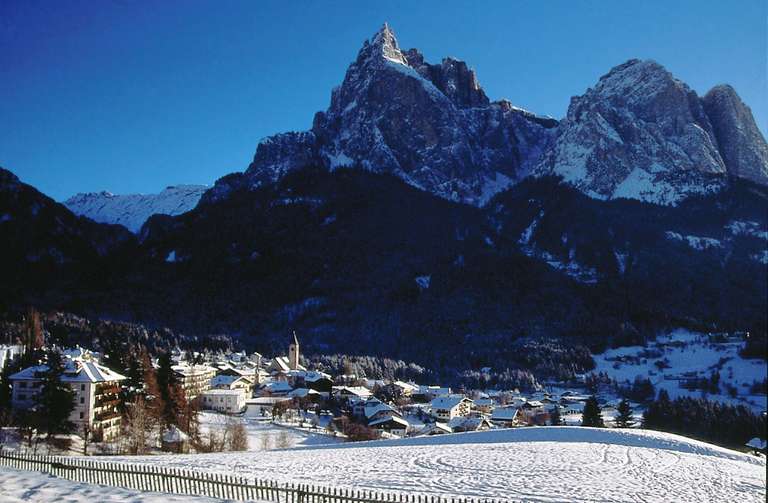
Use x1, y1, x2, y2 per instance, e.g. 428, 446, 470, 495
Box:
210, 374, 254, 395
473, 398, 495, 414
369, 415, 409, 437
287, 387, 322, 401
355, 397, 401, 423
259, 380, 293, 396
413, 385, 451, 402
418, 422, 453, 436
200, 388, 246, 414
520, 400, 549, 425
391, 381, 419, 397
10, 356, 126, 441
286, 370, 333, 394
490, 406, 520, 427
333, 386, 372, 403
172, 363, 216, 399
430, 395, 473, 421
448, 416, 492, 433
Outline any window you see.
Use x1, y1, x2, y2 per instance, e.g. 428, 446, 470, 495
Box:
18, 393, 26, 401
81, 384, 85, 391
19, 382, 27, 388
80, 397, 85, 404
79, 412, 84, 419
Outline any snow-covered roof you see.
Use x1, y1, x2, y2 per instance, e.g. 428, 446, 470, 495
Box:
449, 416, 492, 431
287, 370, 331, 382
417, 385, 451, 395
431, 394, 470, 411
392, 380, 419, 392
491, 407, 520, 421
419, 422, 452, 435
369, 415, 409, 428
333, 386, 372, 398
171, 363, 216, 376
474, 398, 495, 407
746, 438, 767, 450
10, 358, 126, 384
262, 381, 293, 393
288, 388, 321, 398
365, 398, 398, 419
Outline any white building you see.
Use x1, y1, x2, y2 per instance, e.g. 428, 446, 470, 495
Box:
10, 357, 126, 441
200, 389, 246, 414
172, 363, 216, 399
430, 395, 473, 421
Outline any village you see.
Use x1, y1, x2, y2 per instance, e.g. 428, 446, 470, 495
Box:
0, 331, 646, 455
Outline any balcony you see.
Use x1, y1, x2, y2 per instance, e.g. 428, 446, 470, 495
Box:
96, 384, 121, 395
94, 410, 121, 422
94, 396, 121, 408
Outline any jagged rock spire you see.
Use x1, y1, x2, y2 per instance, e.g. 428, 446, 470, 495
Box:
357, 22, 408, 68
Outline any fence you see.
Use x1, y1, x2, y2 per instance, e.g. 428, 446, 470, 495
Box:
0, 449, 504, 503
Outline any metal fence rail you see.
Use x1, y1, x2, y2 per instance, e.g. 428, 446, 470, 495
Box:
0, 449, 505, 503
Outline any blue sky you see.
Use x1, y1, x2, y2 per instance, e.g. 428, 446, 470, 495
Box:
1, 0, 765, 200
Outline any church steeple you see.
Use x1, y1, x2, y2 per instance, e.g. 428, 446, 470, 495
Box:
288, 331, 300, 371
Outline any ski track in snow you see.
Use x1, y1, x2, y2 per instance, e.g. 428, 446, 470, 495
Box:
106, 427, 765, 502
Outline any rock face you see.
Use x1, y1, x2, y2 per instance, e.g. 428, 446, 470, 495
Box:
535, 59, 727, 205
702, 85, 768, 186
205, 26, 767, 208
65, 184, 207, 233
208, 24, 557, 206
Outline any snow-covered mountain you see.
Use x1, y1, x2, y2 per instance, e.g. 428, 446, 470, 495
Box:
535, 59, 727, 205
64, 185, 207, 233
205, 24, 558, 206
205, 24, 767, 208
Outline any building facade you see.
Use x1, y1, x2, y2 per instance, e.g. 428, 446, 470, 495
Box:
10, 357, 126, 441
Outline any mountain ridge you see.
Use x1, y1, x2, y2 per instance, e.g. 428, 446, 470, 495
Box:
64, 184, 208, 233
203, 25, 766, 210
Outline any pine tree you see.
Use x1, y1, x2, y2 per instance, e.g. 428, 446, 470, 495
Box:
581, 395, 604, 427
36, 351, 75, 439
615, 398, 634, 428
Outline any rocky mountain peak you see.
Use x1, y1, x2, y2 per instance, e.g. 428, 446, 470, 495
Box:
702, 84, 768, 186
215, 24, 557, 207
206, 29, 765, 209
368, 22, 407, 66
536, 59, 726, 205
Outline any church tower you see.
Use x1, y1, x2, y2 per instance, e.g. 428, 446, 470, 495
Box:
288, 331, 300, 370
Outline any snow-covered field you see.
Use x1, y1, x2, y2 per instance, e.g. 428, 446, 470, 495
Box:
199, 412, 342, 451
109, 427, 766, 502
594, 328, 767, 411
0, 467, 223, 503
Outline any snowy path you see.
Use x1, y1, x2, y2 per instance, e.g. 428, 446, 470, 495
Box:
0, 466, 229, 502
109, 427, 766, 502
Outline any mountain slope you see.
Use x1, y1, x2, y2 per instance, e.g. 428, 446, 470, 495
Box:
0, 167, 135, 309
64, 185, 207, 233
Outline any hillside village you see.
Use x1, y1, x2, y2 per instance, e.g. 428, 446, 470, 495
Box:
1, 318, 765, 458
0, 328, 641, 450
